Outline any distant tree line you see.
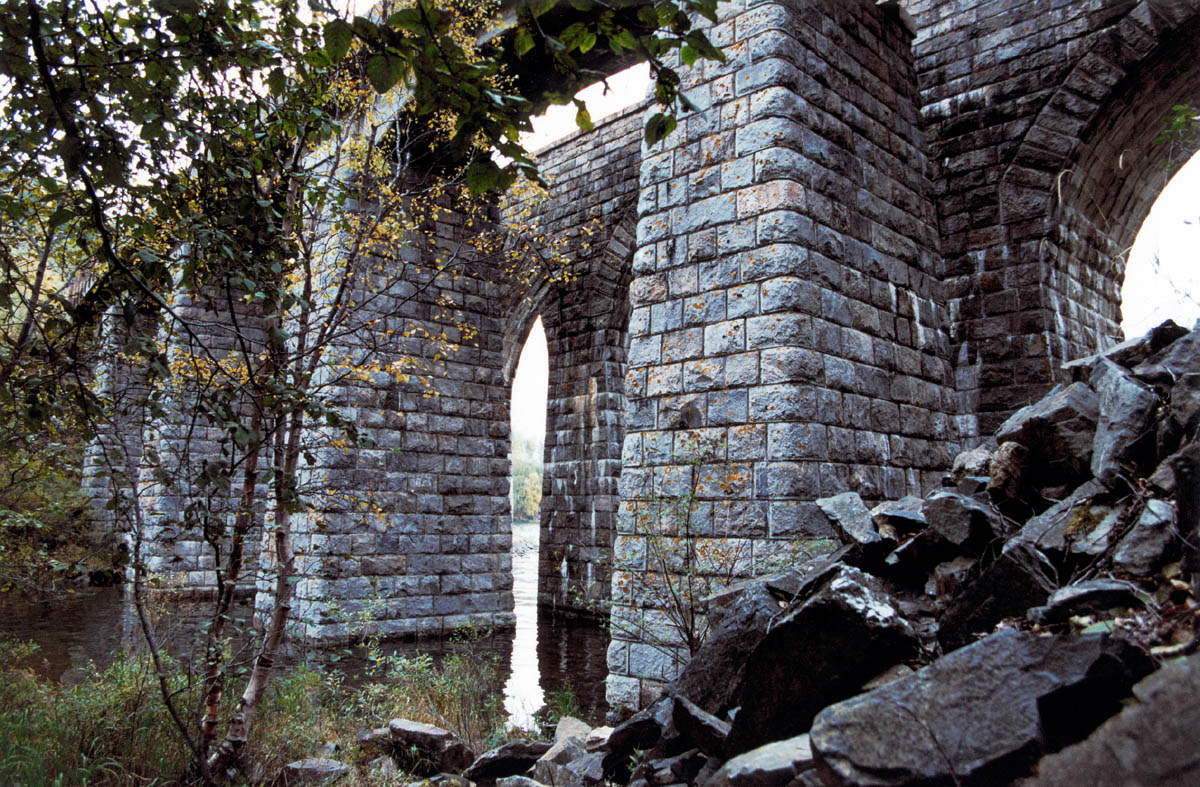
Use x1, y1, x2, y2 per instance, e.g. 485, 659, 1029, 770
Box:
512, 433, 543, 521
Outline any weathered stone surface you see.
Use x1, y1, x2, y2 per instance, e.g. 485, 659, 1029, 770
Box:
938, 542, 1056, 652
1028, 651, 1200, 786
670, 582, 782, 716
870, 496, 927, 539
995, 383, 1099, 483
1063, 320, 1188, 380
464, 740, 552, 782
671, 695, 730, 759
273, 759, 350, 786
1014, 479, 1109, 559
555, 717, 591, 743
495, 777, 547, 787
637, 749, 706, 787
810, 630, 1153, 786
987, 441, 1030, 504
1028, 579, 1149, 625
950, 446, 992, 478
584, 727, 612, 752
602, 696, 675, 781
726, 565, 918, 754
534, 737, 588, 787
357, 726, 391, 756
1090, 359, 1160, 486
1112, 499, 1176, 575
701, 735, 814, 787
816, 492, 881, 546
389, 719, 474, 776
922, 490, 1008, 553
931, 556, 976, 603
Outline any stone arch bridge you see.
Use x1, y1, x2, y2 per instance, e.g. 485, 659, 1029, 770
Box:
83, 0, 1200, 707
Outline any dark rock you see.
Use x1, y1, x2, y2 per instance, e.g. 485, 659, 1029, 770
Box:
273, 759, 350, 786
564, 752, 605, 786
871, 496, 927, 539
882, 528, 958, 589
938, 542, 1056, 652
1090, 359, 1160, 487
810, 629, 1153, 786
956, 475, 990, 495
994, 382, 1099, 485
1027, 650, 1200, 786
389, 719, 474, 776
464, 740, 553, 782
700, 735, 814, 787
816, 492, 881, 546
931, 556, 976, 603
922, 490, 1009, 553
671, 580, 784, 716
640, 749, 706, 786
726, 565, 919, 755
602, 696, 675, 782
1112, 499, 1176, 575
1028, 578, 1150, 625
496, 778, 548, 787
1138, 322, 1200, 377
1063, 320, 1188, 380
1014, 479, 1112, 560
1167, 372, 1200, 441
671, 695, 730, 759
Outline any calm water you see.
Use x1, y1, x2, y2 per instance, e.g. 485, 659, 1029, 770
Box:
0, 520, 609, 726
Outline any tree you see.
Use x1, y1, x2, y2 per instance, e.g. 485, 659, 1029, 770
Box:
0, 0, 728, 780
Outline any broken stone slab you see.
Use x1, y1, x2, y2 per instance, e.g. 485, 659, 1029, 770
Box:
701, 735, 814, 787
602, 696, 676, 782
882, 528, 959, 589
816, 492, 882, 546
671, 694, 730, 759
1112, 498, 1176, 575
584, 727, 613, 752
464, 740, 553, 783
931, 555, 976, 604
1090, 359, 1160, 487
1063, 320, 1188, 381
986, 440, 1031, 510
670, 580, 784, 716
810, 629, 1153, 787
725, 564, 919, 755
273, 759, 350, 786
870, 496, 926, 539
938, 542, 1057, 652
533, 737, 588, 786
389, 718, 474, 776
923, 490, 1010, 553
357, 726, 392, 756
1013, 479, 1112, 560
637, 749, 707, 786
950, 446, 992, 478
1137, 321, 1200, 378
1028, 578, 1152, 625
995, 382, 1099, 484
1026, 650, 1200, 786
555, 717, 591, 743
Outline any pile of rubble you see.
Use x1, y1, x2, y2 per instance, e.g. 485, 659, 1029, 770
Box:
279, 320, 1200, 785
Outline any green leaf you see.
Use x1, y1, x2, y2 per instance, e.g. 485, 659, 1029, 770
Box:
644, 112, 677, 146
574, 99, 593, 131
324, 18, 353, 61
267, 67, 285, 96
577, 30, 596, 53
680, 43, 699, 67
515, 26, 535, 56
366, 53, 399, 92
464, 159, 500, 194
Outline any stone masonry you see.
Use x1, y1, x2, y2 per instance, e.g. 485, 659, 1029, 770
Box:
83, 0, 1200, 707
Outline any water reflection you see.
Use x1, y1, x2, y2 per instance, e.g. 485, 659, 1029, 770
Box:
0, 524, 609, 726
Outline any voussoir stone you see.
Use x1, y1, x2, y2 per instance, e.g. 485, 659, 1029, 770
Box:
810, 629, 1153, 786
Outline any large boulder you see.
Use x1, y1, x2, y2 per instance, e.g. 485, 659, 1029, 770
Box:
1089, 359, 1160, 486
1027, 650, 1200, 786
1062, 320, 1188, 380
725, 565, 919, 755
669, 579, 786, 716
994, 382, 1098, 485
938, 542, 1056, 652
810, 629, 1152, 786
671, 694, 730, 759
602, 696, 676, 782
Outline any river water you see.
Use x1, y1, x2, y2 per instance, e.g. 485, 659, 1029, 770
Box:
0, 520, 609, 726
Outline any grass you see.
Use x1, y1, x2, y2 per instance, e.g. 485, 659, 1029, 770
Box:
0, 627, 524, 787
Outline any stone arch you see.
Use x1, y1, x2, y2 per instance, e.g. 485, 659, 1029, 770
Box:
1002, 1, 1200, 366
